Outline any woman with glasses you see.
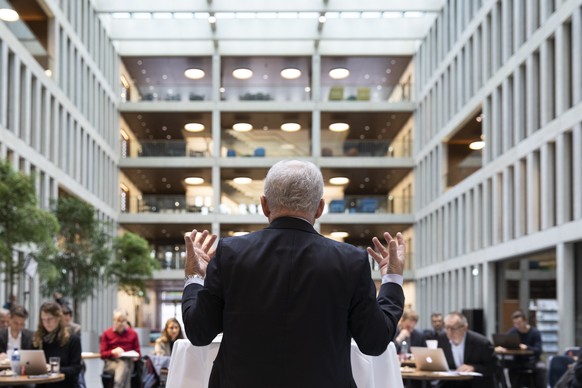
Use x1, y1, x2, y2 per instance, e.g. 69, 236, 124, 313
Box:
33, 301, 82, 388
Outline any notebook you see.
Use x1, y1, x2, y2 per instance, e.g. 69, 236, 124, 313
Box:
410, 346, 450, 372
492, 333, 521, 349
19, 350, 49, 375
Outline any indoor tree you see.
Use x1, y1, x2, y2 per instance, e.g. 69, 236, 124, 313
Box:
0, 160, 58, 298
39, 196, 111, 320
109, 231, 160, 326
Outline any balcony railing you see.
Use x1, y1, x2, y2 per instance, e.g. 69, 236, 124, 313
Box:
124, 195, 213, 214
323, 83, 413, 102
326, 195, 412, 214
321, 139, 412, 157
122, 195, 412, 215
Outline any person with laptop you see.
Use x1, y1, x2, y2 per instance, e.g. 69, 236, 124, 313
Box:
394, 309, 426, 353
437, 311, 498, 388
32, 301, 82, 386
498, 310, 543, 388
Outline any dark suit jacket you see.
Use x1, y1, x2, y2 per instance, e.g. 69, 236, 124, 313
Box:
182, 217, 405, 388
0, 328, 34, 353
437, 330, 498, 388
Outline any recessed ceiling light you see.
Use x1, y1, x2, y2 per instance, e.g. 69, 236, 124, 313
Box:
329, 177, 350, 185
281, 144, 296, 150
233, 177, 252, 184
184, 177, 205, 185
280, 123, 301, 132
233, 123, 253, 132
329, 123, 350, 132
0, 9, 19, 22
469, 141, 485, 150
232, 68, 253, 80
329, 68, 350, 80
280, 68, 301, 79
184, 123, 205, 132
232, 231, 249, 236
184, 68, 205, 80
330, 231, 349, 239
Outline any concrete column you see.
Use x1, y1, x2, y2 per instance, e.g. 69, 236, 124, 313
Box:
572, 6, 582, 104
556, 242, 575, 350
525, 54, 539, 136
540, 143, 555, 230
574, 124, 582, 220
526, 151, 540, 234
555, 133, 572, 225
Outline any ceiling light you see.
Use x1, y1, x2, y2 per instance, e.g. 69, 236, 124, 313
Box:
469, 141, 485, 150
329, 177, 350, 185
233, 123, 253, 132
281, 144, 296, 150
184, 123, 205, 132
44, 69, 52, 77
232, 68, 253, 80
330, 231, 349, 239
280, 123, 301, 132
233, 177, 252, 184
208, 15, 216, 23
184, 177, 205, 185
329, 68, 350, 80
280, 68, 301, 80
0, 9, 19, 22
329, 123, 350, 132
318, 15, 327, 23
233, 231, 249, 236
184, 68, 205, 80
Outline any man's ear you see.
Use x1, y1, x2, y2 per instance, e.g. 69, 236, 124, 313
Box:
314, 198, 325, 220
260, 195, 270, 217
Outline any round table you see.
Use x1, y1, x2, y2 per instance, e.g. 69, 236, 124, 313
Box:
0, 373, 64, 386
401, 368, 476, 388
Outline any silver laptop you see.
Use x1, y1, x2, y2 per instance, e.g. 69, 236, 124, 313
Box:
410, 346, 450, 372
19, 350, 49, 375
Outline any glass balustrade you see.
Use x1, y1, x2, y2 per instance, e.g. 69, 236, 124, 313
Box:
320, 139, 412, 158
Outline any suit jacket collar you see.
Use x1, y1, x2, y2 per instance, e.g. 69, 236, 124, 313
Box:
267, 216, 320, 235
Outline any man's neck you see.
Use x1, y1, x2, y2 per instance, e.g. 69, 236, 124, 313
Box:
9, 329, 20, 339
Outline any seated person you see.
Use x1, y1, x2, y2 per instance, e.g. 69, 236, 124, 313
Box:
0, 308, 9, 329
0, 305, 34, 358
154, 318, 183, 357
498, 310, 543, 388
100, 309, 141, 388
394, 309, 425, 353
437, 311, 498, 388
33, 302, 82, 388
422, 312, 444, 341
61, 305, 81, 336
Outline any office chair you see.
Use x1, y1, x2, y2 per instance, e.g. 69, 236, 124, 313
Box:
547, 355, 575, 388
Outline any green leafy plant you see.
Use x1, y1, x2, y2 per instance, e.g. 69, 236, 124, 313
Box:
0, 160, 58, 296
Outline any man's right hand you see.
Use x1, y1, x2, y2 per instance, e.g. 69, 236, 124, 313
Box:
367, 232, 405, 276
184, 229, 217, 278
111, 347, 124, 358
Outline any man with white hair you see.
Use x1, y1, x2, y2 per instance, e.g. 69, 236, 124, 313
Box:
182, 160, 406, 388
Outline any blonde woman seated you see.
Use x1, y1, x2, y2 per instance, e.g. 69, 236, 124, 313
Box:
154, 318, 183, 356
33, 301, 82, 388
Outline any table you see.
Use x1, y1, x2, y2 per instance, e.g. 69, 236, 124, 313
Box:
81, 352, 101, 359
400, 368, 477, 388
167, 337, 403, 388
0, 373, 64, 386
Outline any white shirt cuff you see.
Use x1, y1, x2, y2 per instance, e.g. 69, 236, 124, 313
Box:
184, 276, 204, 289
382, 273, 403, 287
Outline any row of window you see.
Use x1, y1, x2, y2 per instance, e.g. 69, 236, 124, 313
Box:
417, 123, 582, 267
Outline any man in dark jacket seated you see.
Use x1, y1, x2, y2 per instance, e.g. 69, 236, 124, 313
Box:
436, 311, 499, 388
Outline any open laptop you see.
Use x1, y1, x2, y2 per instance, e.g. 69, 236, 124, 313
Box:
19, 350, 49, 375
492, 333, 521, 349
410, 346, 450, 372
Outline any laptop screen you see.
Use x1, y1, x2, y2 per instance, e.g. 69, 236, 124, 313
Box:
410, 346, 450, 372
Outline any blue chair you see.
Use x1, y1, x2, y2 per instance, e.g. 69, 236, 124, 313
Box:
226, 149, 236, 157
358, 198, 378, 213
329, 200, 346, 213
547, 355, 574, 387
254, 147, 265, 157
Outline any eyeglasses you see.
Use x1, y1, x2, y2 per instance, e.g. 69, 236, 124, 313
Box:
444, 325, 465, 332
